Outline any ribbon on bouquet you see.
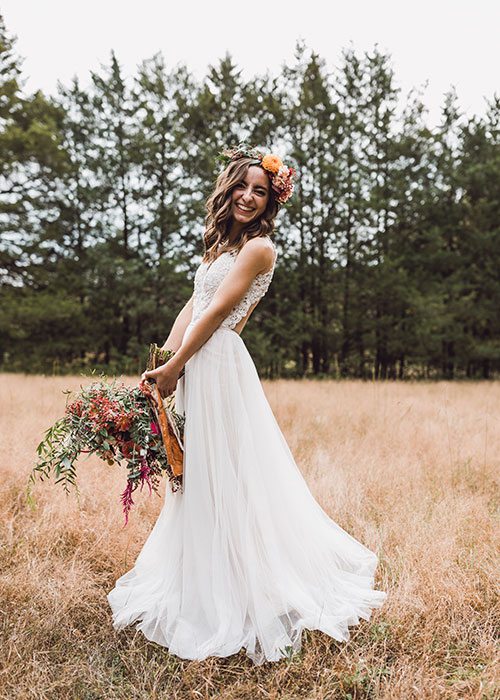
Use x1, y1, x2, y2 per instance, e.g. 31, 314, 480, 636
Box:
142, 343, 185, 485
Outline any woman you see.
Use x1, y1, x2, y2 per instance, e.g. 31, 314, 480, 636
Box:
107, 144, 387, 665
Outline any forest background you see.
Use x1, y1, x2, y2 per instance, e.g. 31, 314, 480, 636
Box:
1, 14, 499, 380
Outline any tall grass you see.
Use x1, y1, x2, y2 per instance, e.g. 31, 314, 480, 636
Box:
1, 373, 498, 699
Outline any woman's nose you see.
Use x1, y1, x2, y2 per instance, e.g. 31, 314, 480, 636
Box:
241, 187, 254, 201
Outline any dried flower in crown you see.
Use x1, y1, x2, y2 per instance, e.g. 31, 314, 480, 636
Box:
217, 142, 297, 204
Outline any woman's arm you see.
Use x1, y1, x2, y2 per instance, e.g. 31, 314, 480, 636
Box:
160, 293, 194, 353
171, 239, 273, 369
142, 238, 273, 397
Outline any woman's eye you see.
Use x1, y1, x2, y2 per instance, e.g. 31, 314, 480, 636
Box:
234, 183, 266, 196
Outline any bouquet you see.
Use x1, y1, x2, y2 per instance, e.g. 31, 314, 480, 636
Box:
27, 345, 185, 525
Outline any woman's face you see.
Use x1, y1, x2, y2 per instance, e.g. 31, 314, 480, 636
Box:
230, 165, 270, 225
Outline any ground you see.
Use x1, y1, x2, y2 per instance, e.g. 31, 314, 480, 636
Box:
0, 374, 498, 699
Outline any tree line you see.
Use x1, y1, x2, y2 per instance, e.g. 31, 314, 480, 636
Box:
1, 16, 499, 379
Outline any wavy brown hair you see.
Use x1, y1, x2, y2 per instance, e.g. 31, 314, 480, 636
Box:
202, 157, 280, 264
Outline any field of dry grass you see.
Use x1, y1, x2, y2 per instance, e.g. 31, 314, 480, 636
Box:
0, 372, 498, 699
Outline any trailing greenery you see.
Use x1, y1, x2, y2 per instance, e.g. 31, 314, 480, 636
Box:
27, 376, 184, 523
0, 16, 499, 379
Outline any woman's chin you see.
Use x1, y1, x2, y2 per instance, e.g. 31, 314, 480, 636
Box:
233, 209, 258, 225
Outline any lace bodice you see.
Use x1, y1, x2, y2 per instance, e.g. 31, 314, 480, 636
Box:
192, 239, 277, 330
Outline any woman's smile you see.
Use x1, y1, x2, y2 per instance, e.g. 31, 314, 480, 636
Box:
235, 202, 255, 213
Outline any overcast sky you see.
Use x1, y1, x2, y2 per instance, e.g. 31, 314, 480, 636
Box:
3, 1, 499, 127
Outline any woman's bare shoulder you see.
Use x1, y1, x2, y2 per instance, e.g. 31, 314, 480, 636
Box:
239, 237, 275, 273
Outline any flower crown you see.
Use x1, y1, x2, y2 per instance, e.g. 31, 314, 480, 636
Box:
217, 142, 297, 204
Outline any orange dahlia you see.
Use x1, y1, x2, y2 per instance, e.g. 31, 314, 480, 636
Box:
261, 153, 283, 174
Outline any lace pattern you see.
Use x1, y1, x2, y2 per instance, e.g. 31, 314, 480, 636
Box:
192, 240, 277, 330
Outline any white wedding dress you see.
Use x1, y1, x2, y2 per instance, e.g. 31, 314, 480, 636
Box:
107, 237, 387, 665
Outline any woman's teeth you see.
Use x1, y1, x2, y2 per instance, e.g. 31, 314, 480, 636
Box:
236, 203, 254, 213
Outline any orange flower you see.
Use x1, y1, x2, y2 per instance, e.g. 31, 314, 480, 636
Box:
117, 415, 132, 432
261, 153, 283, 174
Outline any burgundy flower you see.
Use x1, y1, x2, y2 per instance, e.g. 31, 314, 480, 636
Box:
120, 481, 135, 526
139, 458, 153, 496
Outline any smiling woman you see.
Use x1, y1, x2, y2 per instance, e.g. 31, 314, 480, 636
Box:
201, 146, 286, 262
231, 167, 270, 224
107, 143, 387, 666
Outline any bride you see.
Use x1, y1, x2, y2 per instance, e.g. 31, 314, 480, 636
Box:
107, 143, 387, 665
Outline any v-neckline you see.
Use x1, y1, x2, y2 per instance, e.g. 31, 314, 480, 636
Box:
205, 250, 236, 271
203, 236, 274, 271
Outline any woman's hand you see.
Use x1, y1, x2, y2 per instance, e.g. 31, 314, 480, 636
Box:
140, 357, 182, 398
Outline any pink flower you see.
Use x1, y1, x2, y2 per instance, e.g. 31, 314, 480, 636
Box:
120, 481, 135, 526
139, 458, 153, 496
150, 421, 160, 435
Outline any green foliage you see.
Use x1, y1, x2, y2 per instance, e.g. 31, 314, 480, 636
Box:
27, 377, 184, 522
30, 416, 80, 494
0, 15, 499, 379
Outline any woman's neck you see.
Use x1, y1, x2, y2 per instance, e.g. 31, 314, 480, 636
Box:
227, 218, 247, 244
223, 221, 268, 248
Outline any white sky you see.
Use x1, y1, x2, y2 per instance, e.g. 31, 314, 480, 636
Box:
3, 0, 499, 127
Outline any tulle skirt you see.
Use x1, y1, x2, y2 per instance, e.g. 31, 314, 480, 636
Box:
107, 321, 387, 664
